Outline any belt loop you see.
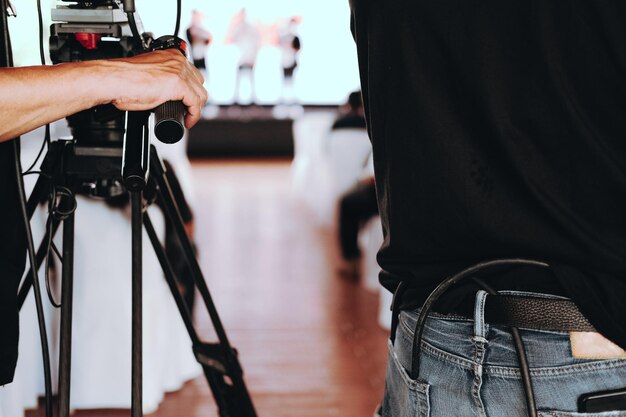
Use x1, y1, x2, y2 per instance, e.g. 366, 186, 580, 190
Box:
389, 281, 407, 345
474, 290, 489, 341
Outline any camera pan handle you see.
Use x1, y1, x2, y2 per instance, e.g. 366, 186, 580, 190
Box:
154, 100, 185, 144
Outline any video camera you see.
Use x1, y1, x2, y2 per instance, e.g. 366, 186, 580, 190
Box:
49, 0, 186, 147
44, 0, 187, 196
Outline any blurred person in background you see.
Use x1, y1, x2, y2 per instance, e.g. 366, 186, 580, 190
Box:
332, 90, 366, 130
226, 8, 261, 105
185, 10, 212, 82
337, 156, 378, 280
277, 16, 302, 105
331, 91, 376, 278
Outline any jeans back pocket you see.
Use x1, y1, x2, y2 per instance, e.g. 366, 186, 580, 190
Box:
382, 340, 431, 417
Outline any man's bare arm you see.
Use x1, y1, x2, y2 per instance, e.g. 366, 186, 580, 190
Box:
0, 49, 207, 141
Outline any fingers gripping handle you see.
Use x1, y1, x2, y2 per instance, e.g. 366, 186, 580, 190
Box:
154, 100, 185, 144
150, 36, 189, 144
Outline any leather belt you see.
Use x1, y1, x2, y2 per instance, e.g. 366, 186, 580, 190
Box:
484, 294, 596, 332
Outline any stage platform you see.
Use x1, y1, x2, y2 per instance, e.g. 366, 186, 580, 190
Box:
187, 106, 298, 158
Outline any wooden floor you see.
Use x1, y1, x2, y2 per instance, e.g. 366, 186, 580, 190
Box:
32, 159, 388, 417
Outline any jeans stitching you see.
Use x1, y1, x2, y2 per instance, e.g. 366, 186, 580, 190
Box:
397, 322, 476, 370
471, 337, 488, 416
387, 341, 432, 417
388, 339, 417, 389
398, 311, 473, 334
416, 384, 430, 417
485, 359, 626, 378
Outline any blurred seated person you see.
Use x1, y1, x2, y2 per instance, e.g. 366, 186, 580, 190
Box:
332, 92, 379, 279
332, 90, 366, 130
325, 90, 371, 198
337, 154, 378, 279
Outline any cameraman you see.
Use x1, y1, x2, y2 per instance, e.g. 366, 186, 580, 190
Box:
0, 49, 207, 386
349, 1, 626, 416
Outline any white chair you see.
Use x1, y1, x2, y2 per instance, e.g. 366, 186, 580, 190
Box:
291, 126, 372, 227
358, 216, 392, 330
290, 112, 338, 226
378, 289, 393, 331
325, 128, 372, 199
359, 216, 383, 292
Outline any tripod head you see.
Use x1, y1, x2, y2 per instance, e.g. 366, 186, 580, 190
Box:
50, 0, 140, 147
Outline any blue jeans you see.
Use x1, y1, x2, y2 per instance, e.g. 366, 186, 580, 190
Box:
383, 291, 626, 417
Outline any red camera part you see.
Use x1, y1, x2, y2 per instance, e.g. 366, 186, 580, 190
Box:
75, 33, 102, 50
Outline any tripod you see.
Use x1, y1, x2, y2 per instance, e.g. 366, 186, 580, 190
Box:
17, 111, 258, 417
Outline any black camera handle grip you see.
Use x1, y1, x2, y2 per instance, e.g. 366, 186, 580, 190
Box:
154, 100, 185, 144
151, 36, 189, 144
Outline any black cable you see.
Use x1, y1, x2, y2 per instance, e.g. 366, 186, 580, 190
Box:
36, 0, 45, 65
22, 170, 75, 311
174, 0, 182, 37
50, 185, 77, 221
34, 0, 51, 166
11, 142, 54, 417
43, 185, 77, 309
23, 0, 49, 172
121, 0, 145, 50
22, 170, 50, 179
127, 12, 141, 42
409, 258, 548, 417
472, 277, 538, 417
51, 241, 62, 261
1, 3, 53, 415
22, 125, 49, 174
44, 215, 61, 308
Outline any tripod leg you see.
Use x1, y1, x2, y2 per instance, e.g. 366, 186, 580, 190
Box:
58, 211, 75, 417
149, 147, 257, 417
131, 191, 143, 417
143, 213, 231, 414
150, 147, 232, 349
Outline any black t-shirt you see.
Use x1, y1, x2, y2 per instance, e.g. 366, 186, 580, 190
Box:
350, 1, 626, 347
0, 140, 27, 385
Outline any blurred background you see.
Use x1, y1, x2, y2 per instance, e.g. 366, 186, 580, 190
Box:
1, 1, 391, 416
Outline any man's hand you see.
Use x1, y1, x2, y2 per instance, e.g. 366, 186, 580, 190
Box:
0, 49, 208, 141
103, 49, 208, 129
